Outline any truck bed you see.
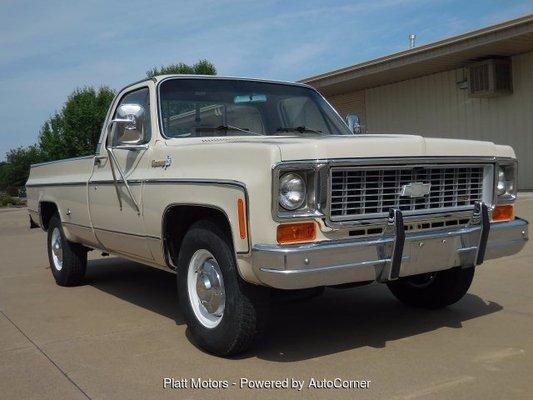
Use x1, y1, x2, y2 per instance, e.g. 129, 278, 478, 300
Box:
26, 155, 96, 245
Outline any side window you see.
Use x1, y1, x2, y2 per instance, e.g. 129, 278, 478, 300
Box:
279, 97, 329, 133
110, 87, 151, 146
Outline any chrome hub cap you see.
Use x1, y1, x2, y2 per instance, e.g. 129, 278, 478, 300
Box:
51, 227, 63, 271
187, 249, 225, 328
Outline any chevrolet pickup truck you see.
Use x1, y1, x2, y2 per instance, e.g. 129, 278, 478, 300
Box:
26, 75, 528, 356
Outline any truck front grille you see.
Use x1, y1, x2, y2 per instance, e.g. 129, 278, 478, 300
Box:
329, 165, 485, 222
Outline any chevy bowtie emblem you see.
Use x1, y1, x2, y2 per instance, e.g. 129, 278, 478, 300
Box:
400, 182, 431, 198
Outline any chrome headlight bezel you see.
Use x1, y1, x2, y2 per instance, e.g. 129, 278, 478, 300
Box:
495, 160, 517, 204
272, 162, 326, 221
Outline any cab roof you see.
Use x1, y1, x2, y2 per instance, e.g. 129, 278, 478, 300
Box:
135, 74, 313, 89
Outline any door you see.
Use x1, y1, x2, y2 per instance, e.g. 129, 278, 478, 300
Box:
88, 87, 153, 260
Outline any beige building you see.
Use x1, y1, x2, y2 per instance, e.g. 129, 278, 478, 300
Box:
302, 14, 533, 189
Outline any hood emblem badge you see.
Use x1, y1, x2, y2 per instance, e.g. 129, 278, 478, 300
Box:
151, 155, 172, 169
400, 182, 431, 198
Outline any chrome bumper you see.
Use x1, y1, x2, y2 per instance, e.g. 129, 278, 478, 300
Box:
251, 215, 528, 290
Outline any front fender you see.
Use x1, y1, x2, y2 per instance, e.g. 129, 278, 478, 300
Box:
142, 179, 251, 274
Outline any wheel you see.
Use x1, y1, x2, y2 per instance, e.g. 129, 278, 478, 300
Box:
177, 220, 268, 356
386, 267, 475, 309
47, 214, 87, 286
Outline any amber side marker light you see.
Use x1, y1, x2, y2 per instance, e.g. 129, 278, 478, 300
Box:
237, 199, 246, 239
492, 204, 514, 222
277, 222, 316, 244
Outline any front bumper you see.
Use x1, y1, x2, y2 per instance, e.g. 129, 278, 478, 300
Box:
251, 215, 528, 290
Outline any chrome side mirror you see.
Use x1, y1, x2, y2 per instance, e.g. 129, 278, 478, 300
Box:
346, 113, 362, 134
110, 103, 146, 145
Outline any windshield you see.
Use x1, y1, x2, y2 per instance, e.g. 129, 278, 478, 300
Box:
158, 78, 352, 138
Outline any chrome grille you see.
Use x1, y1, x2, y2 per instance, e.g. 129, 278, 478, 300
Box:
329, 165, 485, 221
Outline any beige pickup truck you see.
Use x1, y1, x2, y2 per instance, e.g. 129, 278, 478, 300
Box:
27, 75, 528, 356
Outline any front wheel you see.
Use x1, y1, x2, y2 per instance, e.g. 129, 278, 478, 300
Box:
47, 214, 87, 286
386, 267, 475, 309
177, 220, 268, 356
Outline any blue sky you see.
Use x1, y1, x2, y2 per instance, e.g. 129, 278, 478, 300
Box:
1, 0, 532, 159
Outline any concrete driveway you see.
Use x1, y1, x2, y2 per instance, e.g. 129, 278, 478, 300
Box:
1, 197, 532, 400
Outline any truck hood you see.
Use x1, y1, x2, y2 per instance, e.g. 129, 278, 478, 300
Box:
166, 134, 515, 161
272, 134, 515, 160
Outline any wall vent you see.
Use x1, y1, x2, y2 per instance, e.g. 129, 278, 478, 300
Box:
468, 58, 512, 98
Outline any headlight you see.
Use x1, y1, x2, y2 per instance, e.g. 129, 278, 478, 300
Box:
279, 173, 306, 210
496, 163, 516, 202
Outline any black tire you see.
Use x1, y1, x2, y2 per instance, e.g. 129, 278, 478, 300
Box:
386, 267, 475, 309
177, 220, 268, 356
47, 214, 87, 287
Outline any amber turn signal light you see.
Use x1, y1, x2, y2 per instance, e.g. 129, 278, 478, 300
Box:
492, 204, 514, 222
277, 222, 316, 244
237, 199, 246, 239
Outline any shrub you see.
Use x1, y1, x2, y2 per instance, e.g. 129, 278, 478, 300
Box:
0, 194, 24, 207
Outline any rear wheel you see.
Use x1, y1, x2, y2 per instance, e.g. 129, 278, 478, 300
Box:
177, 220, 268, 356
47, 214, 87, 286
386, 267, 475, 309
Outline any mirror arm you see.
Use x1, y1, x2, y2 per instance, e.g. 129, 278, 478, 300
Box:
106, 148, 141, 215
105, 148, 123, 211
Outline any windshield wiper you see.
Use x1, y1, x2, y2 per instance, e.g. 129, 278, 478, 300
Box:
195, 124, 263, 136
276, 126, 323, 135
215, 124, 263, 136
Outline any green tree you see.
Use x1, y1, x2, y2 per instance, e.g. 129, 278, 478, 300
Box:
146, 59, 216, 78
0, 146, 45, 191
0, 162, 8, 191
38, 86, 115, 161
2, 59, 217, 192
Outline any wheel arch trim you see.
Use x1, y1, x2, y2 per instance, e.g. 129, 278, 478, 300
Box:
160, 200, 251, 272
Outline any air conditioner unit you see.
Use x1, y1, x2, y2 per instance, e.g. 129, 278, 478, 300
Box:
468, 58, 513, 98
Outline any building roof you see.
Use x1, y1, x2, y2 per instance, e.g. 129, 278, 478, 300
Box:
300, 14, 533, 96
